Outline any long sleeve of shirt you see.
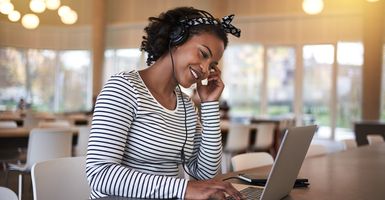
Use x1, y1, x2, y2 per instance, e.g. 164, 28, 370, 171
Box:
86, 71, 222, 199
185, 101, 222, 179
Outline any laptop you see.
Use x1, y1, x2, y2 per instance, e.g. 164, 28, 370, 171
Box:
227, 125, 318, 200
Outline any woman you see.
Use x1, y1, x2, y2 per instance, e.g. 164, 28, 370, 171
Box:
86, 7, 242, 199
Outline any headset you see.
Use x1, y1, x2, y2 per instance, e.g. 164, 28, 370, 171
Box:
169, 24, 188, 47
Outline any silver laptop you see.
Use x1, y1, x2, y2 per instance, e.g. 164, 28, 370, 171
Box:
228, 125, 318, 200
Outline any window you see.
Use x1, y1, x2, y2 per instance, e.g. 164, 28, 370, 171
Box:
26, 49, 57, 111
0, 47, 26, 111
103, 48, 143, 83
302, 45, 334, 138
336, 42, 363, 129
222, 44, 264, 117
266, 46, 295, 116
58, 50, 92, 112
0, 47, 92, 112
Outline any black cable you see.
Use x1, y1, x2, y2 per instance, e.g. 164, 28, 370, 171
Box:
169, 42, 198, 180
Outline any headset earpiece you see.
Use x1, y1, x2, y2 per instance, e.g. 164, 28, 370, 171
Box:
170, 25, 188, 46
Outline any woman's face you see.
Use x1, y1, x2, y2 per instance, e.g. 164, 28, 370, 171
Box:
172, 32, 225, 88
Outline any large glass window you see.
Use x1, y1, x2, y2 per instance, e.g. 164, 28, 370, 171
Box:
0, 48, 26, 111
303, 45, 334, 138
103, 48, 143, 83
222, 44, 264, 117
336, 42, 363, 129
0, 47, 92, 112
26, 49, 58, 111
58, 50, 92, 112
266, 46, 295, 116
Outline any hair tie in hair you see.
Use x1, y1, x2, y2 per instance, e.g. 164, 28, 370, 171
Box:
179, 14, 241, 38
220, 14, 241, 38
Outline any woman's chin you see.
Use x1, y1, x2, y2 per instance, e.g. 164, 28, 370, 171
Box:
179, 81, 194, 89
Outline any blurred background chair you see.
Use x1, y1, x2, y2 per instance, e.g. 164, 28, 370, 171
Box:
231, 152, 274, 171
222, 121, 252, 173
7, 128, 73, 200
0, 186, 18, 200
73, 126, 90, 156
305, 144, 328, 158
0, 121, 23, 185
31, 156, 90, 200
251, 123, 276, 155
367, 135, 384, 145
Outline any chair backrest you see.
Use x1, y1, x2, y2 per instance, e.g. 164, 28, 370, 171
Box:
74, 126, 90, 156
341, 138, 357, 150
224, 122, 251, 152
0, 186, 18, 200
31, 156, 90, 200
252, 123, 275, 150
367, 135, 384, 145
305, 144, 328, 158
38, 120, 71, 128
231, 152, 274, 171
0, 121, 17, 128
25, 128, 73, 170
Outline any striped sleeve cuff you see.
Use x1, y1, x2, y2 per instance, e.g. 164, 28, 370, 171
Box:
200, 101, 220, 121
201, 101, 219, 119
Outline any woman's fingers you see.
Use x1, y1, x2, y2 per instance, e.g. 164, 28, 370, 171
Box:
186, 180, 244, 200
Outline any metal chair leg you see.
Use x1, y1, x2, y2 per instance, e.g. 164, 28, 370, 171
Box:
18, 173, 23, 200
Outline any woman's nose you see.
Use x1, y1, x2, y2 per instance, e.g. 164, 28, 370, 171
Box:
200, 63, 210, 78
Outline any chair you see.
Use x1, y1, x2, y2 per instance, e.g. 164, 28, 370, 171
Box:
0, 121, 18, 128
7, 128, 73, 200
251, 123, 276, 155
74, 126, 90, 156
0, 121, 22, 182
31, 156, 90, 200
0, 186, 18, 200
38, 120, 71, 128
231, 152, 274, 171
367, 135, 384, 145
222, 122, 252, 173
341, 138, 357, 150
305, 144, 328, 158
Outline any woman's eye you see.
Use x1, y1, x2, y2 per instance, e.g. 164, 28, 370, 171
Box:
200, 50, 209, 59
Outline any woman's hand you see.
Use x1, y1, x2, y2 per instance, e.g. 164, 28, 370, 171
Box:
185, 179, 243, 200
197, 66, 224, 102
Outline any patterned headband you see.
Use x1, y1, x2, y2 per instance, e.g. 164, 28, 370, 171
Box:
180, 14, 241, 38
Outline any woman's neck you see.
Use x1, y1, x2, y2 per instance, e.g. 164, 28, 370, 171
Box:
139, 56, 179, 109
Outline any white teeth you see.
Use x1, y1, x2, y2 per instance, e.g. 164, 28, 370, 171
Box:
190, 69, 198, 79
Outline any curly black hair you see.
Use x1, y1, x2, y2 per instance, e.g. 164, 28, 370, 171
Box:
140, 7, 229, 66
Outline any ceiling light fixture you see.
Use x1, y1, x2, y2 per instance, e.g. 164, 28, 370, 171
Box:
30, 0, 46, 13
0, 0, 78, 29
8, 10, 20, 22
302, 0, 324, 15
21, 13, 39, 29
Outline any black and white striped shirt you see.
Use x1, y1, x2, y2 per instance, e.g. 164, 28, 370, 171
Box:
86, 70, 222, 199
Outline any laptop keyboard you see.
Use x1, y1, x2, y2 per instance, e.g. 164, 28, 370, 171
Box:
226, 187, 263, 200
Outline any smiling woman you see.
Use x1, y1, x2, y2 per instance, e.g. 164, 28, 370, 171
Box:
86, 6, 243, 200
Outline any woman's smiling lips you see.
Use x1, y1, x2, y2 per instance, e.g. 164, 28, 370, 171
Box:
189, 67, 202, 80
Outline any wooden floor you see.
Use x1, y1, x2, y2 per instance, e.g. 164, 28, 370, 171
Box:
0, 167, 33, 200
